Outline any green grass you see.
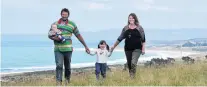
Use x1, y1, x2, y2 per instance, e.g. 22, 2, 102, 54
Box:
1, 62, 207, 86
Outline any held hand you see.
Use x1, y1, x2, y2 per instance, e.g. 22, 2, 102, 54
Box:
85, 47, 90, 54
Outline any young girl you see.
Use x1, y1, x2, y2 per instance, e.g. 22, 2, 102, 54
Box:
90, 40, 112, 80
48, 24, 65, 42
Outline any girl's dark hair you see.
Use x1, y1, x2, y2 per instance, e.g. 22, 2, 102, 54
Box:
128, 13, 139, 26
98, 40, 109, 51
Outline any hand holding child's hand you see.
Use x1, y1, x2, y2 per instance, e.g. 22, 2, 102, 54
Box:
85, 47, 90, 54
110, 46, 115, 52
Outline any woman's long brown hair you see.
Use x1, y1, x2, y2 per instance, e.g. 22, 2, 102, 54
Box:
128, 13, 139, 26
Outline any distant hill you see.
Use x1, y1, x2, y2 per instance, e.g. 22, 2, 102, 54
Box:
147, 38, 207, 47
188, 38, 207, 43
79, 28, 207, 41
182, 38, 207, 47
2, 28, 207, 47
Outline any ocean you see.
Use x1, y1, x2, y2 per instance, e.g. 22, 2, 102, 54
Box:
1, 35, 158, 74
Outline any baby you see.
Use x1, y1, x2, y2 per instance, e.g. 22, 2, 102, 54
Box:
48, 24, 65, 42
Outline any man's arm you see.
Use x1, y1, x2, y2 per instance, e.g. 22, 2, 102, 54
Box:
73, 27, 88, 48
76, 34, 88, 48
78, 35, 90, 54
48, 36, 61, 41
72, 21, 90, 53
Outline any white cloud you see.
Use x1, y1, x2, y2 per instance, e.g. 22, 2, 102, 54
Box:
143, 0, 154, 4
133, 0, 175, 12
88, 2, 108, 10
79, 1, 112, 10
152, 6, 175, 12
2, 0, 42, 9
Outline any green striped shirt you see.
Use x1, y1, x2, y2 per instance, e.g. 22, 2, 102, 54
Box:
49, 19, 80, 52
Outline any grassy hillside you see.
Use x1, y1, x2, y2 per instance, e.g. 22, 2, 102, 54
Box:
1, 62, 207, 86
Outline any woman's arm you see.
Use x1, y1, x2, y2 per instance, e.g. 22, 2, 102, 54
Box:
142, 42, 145, 55
107, 50, 113, 57
111, 27, 126, 51
112, 41, 120, 50
140, 26, 146, 55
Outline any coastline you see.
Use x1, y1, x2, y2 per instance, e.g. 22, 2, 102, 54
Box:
1, 48, 206, 82
0, 64, 124, 82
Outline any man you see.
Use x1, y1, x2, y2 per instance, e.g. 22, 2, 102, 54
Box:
48, 8, 90, 85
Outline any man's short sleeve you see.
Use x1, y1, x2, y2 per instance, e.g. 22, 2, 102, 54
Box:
70, 21, 80, 37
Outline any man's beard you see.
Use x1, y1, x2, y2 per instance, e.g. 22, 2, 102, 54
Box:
62, 17, 68, 21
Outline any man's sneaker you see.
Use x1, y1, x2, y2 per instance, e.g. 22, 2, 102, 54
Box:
65, 79, 70, 85
56, 81, 62, 86
130, 72, 136, 79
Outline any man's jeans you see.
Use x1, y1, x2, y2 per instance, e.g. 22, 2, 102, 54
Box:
55, 51, 72, 82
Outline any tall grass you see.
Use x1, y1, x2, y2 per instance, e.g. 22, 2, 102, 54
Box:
1, 62, 207, 86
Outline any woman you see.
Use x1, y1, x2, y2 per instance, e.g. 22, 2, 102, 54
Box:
111, 13, 146, 78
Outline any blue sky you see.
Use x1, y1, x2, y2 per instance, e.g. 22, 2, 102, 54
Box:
1, 0, 207, 35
